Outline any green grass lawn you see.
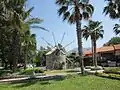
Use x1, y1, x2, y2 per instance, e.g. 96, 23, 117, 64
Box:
0, 75, 120, 90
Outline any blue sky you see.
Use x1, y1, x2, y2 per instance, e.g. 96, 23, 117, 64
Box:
28, 0, 119, 51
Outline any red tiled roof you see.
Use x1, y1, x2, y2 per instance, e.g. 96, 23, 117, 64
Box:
98, 46, 114, 52
84, 44, 120, 56
84, 50, 92, 56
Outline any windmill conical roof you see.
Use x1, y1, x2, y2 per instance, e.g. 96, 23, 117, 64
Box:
46, 46, 66, 55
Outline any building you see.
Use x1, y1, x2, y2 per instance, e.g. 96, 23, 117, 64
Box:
45, 46, 66, 70
84, 44, 120, 67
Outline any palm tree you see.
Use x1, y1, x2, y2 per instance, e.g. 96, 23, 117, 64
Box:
21, 7, 48, 69
21, 30, 37, 69
56, 0, 94, 74
104, 0, 120, 42
82, 20, 104, 67
103, 0, 120, 19
104, 0, 120, 34
113, 24, 120, 35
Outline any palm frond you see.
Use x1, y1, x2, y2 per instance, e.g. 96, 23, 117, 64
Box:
97, 33, 104, 39
56, 0, 67, 5
68, 13, 76, 24
113, 24, 120, 35
82, 25, 90, 40
82, 12, 89, 20
78, 2, 85, 9
31, 34, 36, 38
63, 11, 70, 21
97, 26, 103, 31
109, 10, 118, 19
83, 25, 89, 29
103, 6, 109, 15
23, 7, 34, 20
82, 30, 90, 40
85, 4, 94, 15
95, 21, 102, 28
58, 6, 68, 16
30, 25, 49, 32
26, 18, 43, 25
104, 0, 120, 19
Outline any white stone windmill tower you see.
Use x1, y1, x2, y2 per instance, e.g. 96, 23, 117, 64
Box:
41, 32, 74, 70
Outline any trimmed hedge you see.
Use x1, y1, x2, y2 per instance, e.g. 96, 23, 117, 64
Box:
103, 67, 120, 74
95, 72, 120, 80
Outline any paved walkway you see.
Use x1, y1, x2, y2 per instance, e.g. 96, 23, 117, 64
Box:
0, 72, 80, 83
0, 69, 104, 83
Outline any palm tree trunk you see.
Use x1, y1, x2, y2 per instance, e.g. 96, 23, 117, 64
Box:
1, 47, 6, 68
24, 44, 28, 69
93, 39, 97, 67
112, 45, 116, 61
91, 39, 94, 66
12, 30, 20, 72
76, 20, 85, 74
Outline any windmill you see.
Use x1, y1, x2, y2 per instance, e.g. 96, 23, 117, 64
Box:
41, 32, 74, 70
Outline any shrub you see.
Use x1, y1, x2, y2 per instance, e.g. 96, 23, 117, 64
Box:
94, 72, 101, 75
34, 68, 44, 73
0, 70, 12, 76
106, 74, 120, 79
20, 68, 44, 75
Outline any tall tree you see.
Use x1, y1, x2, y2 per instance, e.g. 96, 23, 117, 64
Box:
21, 30, 36, 69
104, 0, 120, 38
103, 0, 120, 19
56, 0, 94, 74
82, 20, 104, 67
0, 0, 24, 70
0, 0, 48, 70
21, 8, 47, 69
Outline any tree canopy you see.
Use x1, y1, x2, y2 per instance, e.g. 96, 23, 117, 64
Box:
0, 0, 44, 71
104, 37, 120, 46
